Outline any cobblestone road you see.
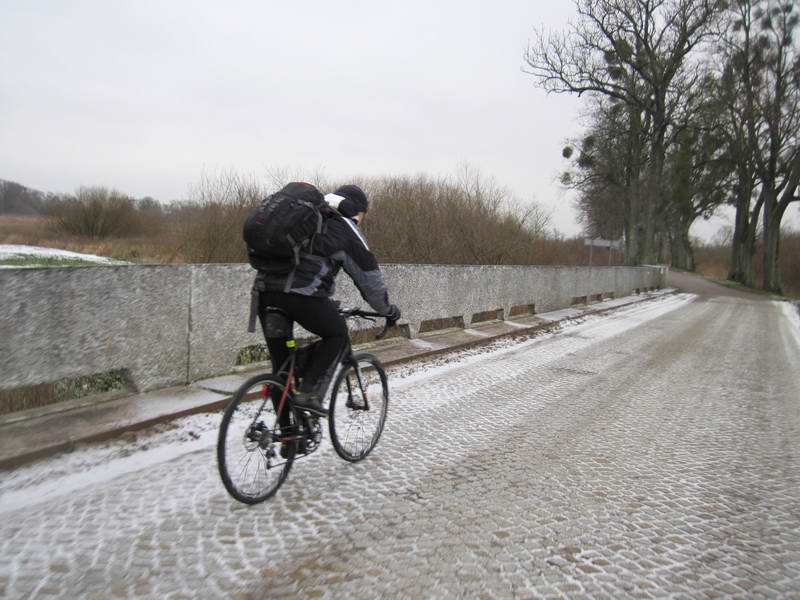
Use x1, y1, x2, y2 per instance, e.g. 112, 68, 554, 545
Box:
1, 293, 799, 599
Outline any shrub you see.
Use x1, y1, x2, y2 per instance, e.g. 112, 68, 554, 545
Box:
48, 187, 143, 238
348, 168, 554, 266
695, 228, 800, 297
164, 172, 264, 263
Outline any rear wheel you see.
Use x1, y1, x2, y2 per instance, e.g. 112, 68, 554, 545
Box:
217, 374, 299, 504
328, 354, 389, 462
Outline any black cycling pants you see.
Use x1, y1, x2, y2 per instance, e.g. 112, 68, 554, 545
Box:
259, 292, 347, 394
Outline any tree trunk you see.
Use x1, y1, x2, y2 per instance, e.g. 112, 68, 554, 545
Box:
669, 217, 695, 271
729, 227, 756, 287
763, 156, 800, 293
637, 172, 658, 264
642, 120, 667, 265
728, 184, 759, 287
622, 192, 634, 266
625, 182, 644, 266
626, 223, 643, 266
762, 216, 783, 293
657, 230, 669, 264
622, 106, 647, 266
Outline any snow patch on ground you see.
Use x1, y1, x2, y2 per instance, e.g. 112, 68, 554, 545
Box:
0, 413, 222, 514
778, 300, 800, 352
0, 292, 696, 515
387, 292, 696, 397
0, 244, 126, 265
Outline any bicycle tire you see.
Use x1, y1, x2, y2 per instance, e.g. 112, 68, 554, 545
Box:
217, 373, 299, 504
328, 353, 389, 462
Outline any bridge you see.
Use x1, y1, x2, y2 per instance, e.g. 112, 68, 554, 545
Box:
0, 266, 798, 598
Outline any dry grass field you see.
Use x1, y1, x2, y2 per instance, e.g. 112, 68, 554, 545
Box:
0, 214, 49, 245
0, 214, 178, 264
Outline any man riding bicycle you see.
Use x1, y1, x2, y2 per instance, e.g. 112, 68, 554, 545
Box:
252, 183, 400, 417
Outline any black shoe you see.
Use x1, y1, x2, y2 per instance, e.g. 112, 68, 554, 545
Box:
280, 428, 306, 458
293, 392, 328, 417
279, 438, 308, 458
280, 441, 305, 458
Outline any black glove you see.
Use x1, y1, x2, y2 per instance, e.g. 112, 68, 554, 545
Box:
385, 304, 401, 322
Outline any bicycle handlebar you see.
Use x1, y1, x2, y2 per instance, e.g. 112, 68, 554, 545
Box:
339, 308, 384, 319
339, 308, 398, 340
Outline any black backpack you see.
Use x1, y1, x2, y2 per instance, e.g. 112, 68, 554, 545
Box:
243, 182, 326, 268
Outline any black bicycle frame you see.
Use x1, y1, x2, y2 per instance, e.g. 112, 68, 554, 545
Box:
270, 308, 394, 426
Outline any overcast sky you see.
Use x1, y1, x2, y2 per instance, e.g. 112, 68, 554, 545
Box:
2, 1, 795, 238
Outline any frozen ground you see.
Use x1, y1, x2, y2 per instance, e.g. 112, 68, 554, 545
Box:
0, 244, 126, 266
780, 299, 800, 347
0, 294, 693, 513
1, 291, 799, 599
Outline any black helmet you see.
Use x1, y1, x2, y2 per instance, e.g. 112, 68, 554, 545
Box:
333, 184, 368, 218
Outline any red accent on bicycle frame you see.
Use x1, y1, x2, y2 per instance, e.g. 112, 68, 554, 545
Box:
261, 384, 269, 397
276, 370, 293, 420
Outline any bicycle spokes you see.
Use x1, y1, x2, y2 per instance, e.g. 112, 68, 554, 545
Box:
329, 355, 388, 462
218, 375, 298, 504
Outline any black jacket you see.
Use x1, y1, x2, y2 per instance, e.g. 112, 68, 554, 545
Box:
257, 213, 392, 315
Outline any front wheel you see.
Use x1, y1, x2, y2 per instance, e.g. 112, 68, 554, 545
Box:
217, 374, 300, 504
328, 353, 389, 462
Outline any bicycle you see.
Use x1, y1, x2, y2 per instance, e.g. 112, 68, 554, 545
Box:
217, 308, 395, 504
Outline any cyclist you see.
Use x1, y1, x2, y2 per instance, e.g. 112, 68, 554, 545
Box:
255, 184, 400, 417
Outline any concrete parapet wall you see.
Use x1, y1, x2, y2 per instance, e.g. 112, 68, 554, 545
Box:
0, 263, 666, 393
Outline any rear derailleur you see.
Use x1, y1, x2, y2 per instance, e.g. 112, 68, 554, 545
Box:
298, 414, 322, 455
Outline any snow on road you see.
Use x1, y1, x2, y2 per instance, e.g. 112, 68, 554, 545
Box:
0, 292, 696, 515
4, 289, 799, 598
779, 300, 800, 343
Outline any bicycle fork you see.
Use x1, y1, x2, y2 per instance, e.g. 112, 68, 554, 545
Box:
346, 361, 370, 411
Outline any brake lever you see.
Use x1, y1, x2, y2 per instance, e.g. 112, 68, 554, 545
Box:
339, 306, 358, 318
376, 319, 398, 340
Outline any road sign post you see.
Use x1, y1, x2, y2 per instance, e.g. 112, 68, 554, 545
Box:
584, 238, 624, 266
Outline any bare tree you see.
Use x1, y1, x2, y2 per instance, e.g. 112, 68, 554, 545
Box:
562, 97, 647, 248
0, 180, 47, 214
744, 0, 798, 292
661, 114, 731, 270
525, 0, 727, 264
168, 171, 263, 263
716, 0, 800, 292
717, 0, 766, 286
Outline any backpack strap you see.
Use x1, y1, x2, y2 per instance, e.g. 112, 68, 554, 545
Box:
306, 210, 324, 255
285, 233, 301, 266
248, 273, 266, 333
